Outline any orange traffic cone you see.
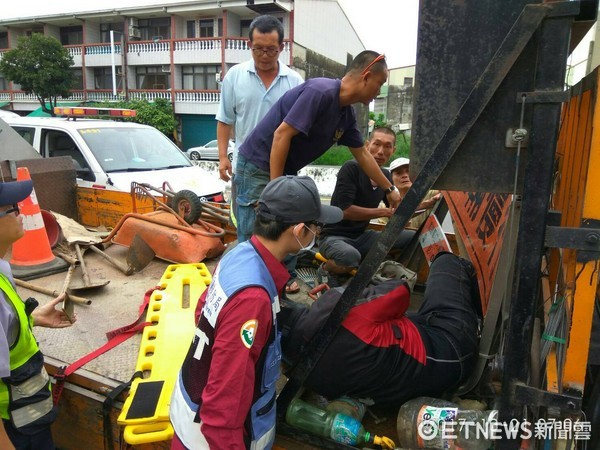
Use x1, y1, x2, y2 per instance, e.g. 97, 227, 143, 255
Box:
10, 167, 68, 280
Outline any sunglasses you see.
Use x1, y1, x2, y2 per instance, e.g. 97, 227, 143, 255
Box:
0, 203, 19, 218
361, 53, 386, 76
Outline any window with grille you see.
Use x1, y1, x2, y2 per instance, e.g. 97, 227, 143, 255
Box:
199, 19, 214, 38
100, 23, 125, 43
94, 67, 123, 90
138, 18, 171, 41
136, 66, 171, 89
60, 26, 83, 45
187, 20, 196, 38
182, 65, 220, 90
71, 69, 83, 90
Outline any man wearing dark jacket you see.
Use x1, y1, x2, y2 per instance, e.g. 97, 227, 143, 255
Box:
280, 252, 482, 405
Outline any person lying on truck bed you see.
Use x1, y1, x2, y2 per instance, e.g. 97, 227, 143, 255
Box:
317, 127, 416, 287
279, 251, 483, 406
170, 175, 342, 450
0, 178, 76, 450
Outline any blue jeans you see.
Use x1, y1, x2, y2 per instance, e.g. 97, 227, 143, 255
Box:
233, 154, 270, 243
318, 229, 416, 268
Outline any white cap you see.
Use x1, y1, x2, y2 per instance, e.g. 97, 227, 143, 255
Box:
389, 157, 410, 172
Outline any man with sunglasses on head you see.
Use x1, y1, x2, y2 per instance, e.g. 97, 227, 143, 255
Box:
234, 51, 401, 246
170, 176, 342, 450
0, 179, 76, 450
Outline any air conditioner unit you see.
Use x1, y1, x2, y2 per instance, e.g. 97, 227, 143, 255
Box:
162, 65, 171, 73
128, 26, 141, 39
128, 17, 139, 28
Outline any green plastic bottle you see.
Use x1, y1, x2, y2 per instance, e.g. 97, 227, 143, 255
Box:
286, 398, 395, 448
326, 396, 367, 421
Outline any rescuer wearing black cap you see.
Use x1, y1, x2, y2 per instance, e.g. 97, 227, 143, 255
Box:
170, 175, 342, 450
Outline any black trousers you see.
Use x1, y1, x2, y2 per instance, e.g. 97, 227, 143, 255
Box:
408, 252, 481, 396
3, 420, 55, 450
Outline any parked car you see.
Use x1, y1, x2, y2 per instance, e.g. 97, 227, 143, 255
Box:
0, 109, 20, 118
4, 108, 226, 206
185, 139, 234, 161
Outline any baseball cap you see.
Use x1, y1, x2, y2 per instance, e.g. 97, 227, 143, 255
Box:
0, 180, 33, 207
389, 157, 410, 172
257, 176, 343, 225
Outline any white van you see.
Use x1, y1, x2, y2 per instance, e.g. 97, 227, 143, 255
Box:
4, 111, 226, 203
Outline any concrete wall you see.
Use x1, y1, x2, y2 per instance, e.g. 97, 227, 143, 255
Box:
293, 0, 364, 67
86, 21, 101, 44
45, 25, 60, 42
388, 65, 416, 87
567, 23, 599, 87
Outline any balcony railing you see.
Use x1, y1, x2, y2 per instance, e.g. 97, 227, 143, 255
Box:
65, 45, 83, 57
225, 38, 251, 51
86, 90, 120, 102
128, 40, 170, 54
85, 43, 122, 55
9, 91, 84, 102
174, 38, 221, 52
129, 89, 171, 101
12, 92, 38, 101
175, 90, 220, 103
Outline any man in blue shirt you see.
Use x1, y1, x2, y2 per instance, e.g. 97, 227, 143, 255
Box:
216, 15, 303, 182
234, 51, 401, 244
216, 15, 304, 294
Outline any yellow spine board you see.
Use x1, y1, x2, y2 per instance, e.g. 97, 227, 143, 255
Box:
118, 263, 211, 444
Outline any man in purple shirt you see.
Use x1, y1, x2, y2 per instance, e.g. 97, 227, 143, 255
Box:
234, 51, 402, 243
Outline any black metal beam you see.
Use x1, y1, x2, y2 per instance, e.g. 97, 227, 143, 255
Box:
512, 383, 582, 412
497, 11, 575, 450
545, 225, 600, 252
276, 2, 552, 423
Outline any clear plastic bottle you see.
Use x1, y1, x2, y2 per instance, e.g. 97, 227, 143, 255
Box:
396, 397, 497, 450
325, 396, 367, 421
286, 398, 395, 448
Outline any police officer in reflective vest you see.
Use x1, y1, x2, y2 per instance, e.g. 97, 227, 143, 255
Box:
0, 178, 76, 450
170, 176, 342, 449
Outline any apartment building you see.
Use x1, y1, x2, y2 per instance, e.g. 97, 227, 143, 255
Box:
0, 0, 365, 149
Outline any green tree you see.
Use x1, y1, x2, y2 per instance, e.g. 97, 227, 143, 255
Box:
369, 112, 387, 129
92, 98, 178, 140
0, 34, 74, 116
312, 134, 410, 166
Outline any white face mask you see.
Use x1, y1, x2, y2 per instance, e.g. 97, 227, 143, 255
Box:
292, 224, 317, 255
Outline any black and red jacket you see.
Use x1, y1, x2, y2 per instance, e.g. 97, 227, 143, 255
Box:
281, 279, 430, 404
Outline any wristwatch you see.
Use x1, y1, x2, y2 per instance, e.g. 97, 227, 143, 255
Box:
383, 185, 398, 194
